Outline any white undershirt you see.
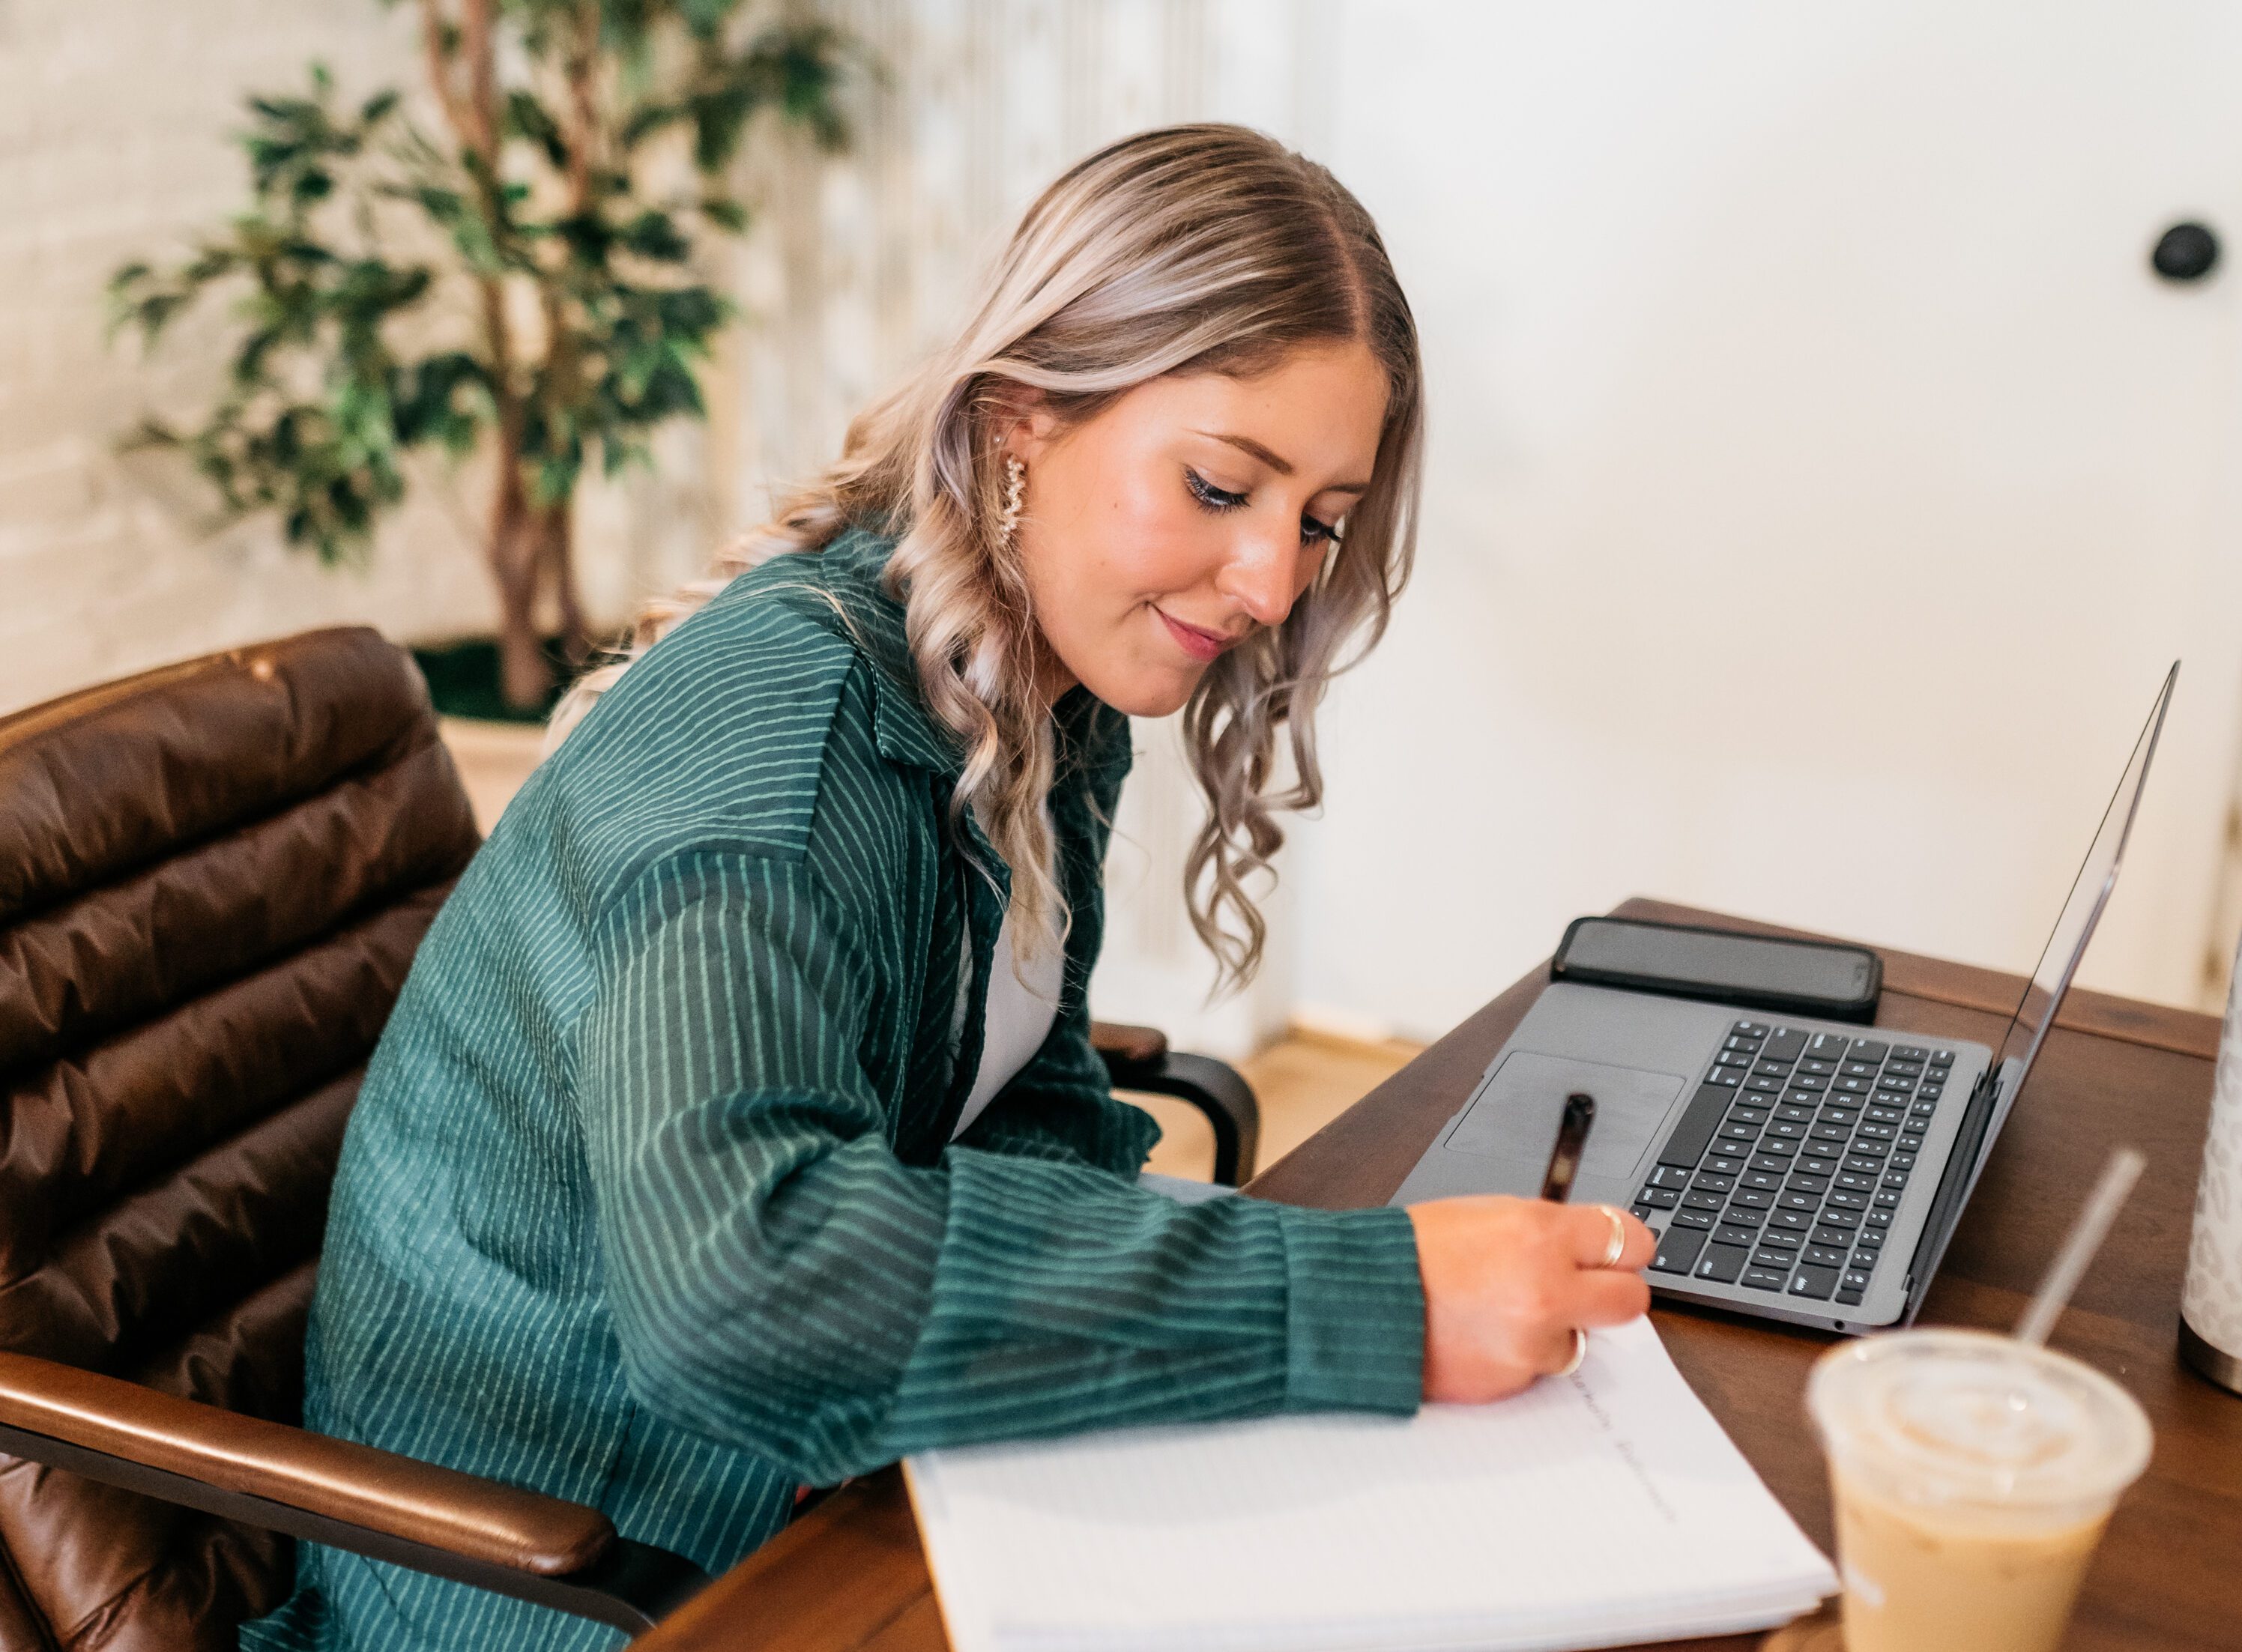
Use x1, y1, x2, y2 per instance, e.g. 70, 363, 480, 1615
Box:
950, 812, 1064, 1140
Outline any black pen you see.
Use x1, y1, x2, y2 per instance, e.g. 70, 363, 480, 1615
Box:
1539, 1092, 1596, 1203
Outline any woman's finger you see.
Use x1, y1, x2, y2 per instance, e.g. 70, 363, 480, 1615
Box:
1570, 1265, 1654, 1329
1561, 1203, 1655, 1271
1528, 1322, 1584, 1376
1472, 1360, 1542, 1403
1610, 1208, 1657, 1270
1539, 1280, 1652, 1378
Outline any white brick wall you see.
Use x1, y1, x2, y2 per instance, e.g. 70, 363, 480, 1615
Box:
0, 0, 702, 715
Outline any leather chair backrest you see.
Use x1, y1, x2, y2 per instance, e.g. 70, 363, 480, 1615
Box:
0, 631, 481, 1651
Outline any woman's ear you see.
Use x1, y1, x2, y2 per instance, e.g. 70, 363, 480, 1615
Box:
995, 386, 1057, 465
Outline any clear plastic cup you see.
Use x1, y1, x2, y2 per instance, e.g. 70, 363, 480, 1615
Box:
1806, 1328, 2152, 1652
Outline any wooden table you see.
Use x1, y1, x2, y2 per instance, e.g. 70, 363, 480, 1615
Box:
630, 898, 2242, 1652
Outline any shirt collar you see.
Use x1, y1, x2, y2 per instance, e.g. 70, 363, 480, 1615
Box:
815, 527, 1131, 789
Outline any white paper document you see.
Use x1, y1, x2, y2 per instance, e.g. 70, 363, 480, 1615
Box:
906, 1318, 1836, 1652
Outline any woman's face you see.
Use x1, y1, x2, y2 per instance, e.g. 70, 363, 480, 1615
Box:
1007, 339, 1391, 718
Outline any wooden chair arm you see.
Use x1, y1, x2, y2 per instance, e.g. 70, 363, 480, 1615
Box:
1090, 1020, 1169, 1066
0, 1349, 705, 1633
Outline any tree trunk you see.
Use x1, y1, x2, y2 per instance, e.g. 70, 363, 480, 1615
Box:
537, 10, 599, 677
490, 456, 552, 712
539, 493, 591, 668
431, 0, 553, 715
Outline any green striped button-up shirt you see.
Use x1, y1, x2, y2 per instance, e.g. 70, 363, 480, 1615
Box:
245, 530, 1426, 1651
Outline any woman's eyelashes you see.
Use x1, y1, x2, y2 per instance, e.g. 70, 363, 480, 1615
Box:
1183, 467, 1344, 546
1183, 467, 1248, 512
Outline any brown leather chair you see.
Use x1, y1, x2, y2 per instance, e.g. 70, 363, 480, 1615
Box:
0, 627, 1262, 1650
0, 631, 707, 1649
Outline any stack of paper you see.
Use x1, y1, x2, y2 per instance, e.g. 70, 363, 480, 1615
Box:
906, 1318, 1834, 1652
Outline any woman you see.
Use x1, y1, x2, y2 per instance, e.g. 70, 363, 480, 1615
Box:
247, 124, 1653, 1651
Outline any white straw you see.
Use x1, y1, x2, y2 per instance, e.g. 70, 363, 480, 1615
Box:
2015, 1146, 2145, 1346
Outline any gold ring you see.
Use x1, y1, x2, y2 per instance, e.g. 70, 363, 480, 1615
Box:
1597, 1205, 1628, 1269
1559, 1328, 1589, 1376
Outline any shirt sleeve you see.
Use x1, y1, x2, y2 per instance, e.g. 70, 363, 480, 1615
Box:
577, 848, 1425, 1486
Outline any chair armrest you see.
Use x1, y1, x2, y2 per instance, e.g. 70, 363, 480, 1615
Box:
0, 1348, 607, 1573
0, 1349, 707, 1633
1091, 1024, 1261, 1187
1090, 1020, 1169, 1066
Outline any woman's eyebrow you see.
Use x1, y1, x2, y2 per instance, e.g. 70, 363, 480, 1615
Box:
1196, 431, 1373, 494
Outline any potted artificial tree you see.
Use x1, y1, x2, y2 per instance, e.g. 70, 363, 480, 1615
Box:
111, 0, 852, 715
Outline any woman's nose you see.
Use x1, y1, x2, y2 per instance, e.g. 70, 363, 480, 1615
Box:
1216, 532, 1305, 629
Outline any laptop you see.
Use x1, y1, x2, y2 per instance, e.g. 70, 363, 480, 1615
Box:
1392, 662, 2179, 1334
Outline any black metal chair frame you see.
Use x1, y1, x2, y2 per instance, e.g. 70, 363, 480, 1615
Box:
1096, 1045, 1262, 1187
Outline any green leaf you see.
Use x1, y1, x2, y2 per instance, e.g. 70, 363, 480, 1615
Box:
619, 100, 683, 149
688, 83, 752, 173
505, 89, 569, 169
552, 210, 612, 265
617, 209, 690, 262
655, 285, 728, 336
103, 7, 870, 577
602, 435, 650, 476
677, 0, 739, 41
533, 453, 580, 505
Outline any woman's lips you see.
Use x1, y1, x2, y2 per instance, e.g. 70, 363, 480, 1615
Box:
1155, 607, 1233, 663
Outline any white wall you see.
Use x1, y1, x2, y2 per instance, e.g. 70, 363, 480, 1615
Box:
10, 0, 2241, 1044
1290, 1, 2242, 1035
0, 1, 470, 711
0, 0, 722, 717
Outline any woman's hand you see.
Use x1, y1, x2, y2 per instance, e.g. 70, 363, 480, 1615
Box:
1406, 1196, 1656, 1403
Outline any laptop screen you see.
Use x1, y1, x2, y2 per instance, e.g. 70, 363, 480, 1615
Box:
1991, 662, 2180, 1096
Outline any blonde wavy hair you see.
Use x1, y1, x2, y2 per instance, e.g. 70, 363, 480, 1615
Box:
552, 123, 1423, 990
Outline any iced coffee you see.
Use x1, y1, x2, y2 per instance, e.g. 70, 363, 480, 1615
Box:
1807, 1328, 2151, 1652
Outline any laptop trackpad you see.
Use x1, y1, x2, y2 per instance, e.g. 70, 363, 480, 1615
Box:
1443, 1050, 1686, 1195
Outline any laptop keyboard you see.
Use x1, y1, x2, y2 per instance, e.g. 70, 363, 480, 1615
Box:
1634, 1022, 1954, 1308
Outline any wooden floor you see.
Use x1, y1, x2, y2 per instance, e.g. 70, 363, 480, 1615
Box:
441, 717, 543, 835
438, 716, 1427, 1171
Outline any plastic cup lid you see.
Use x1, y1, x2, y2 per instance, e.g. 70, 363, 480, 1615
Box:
1807, 1328, 2152, 1510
